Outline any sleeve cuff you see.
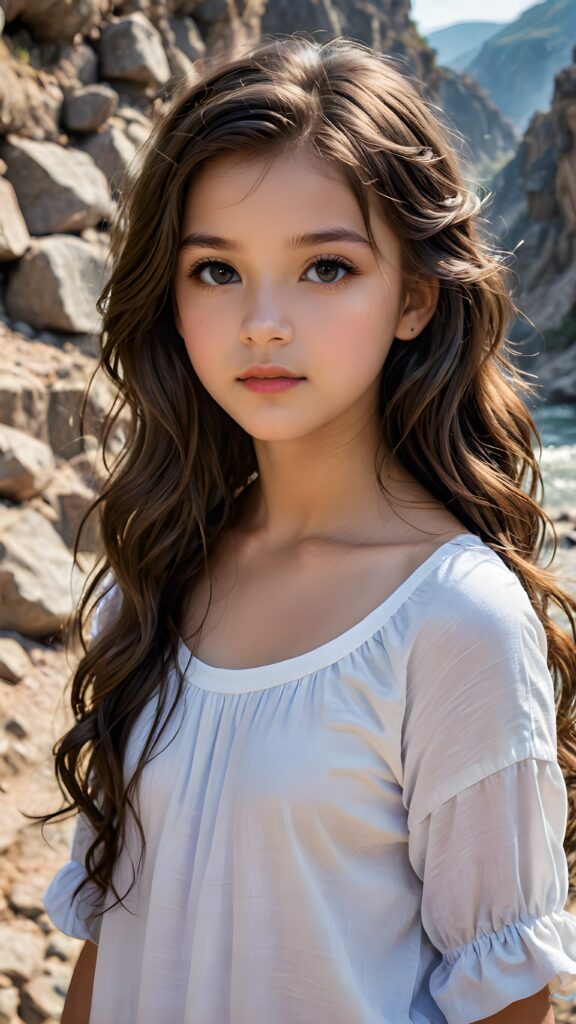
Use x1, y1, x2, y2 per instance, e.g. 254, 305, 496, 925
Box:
42, 860, 104, 945
430, 909, 576, 1023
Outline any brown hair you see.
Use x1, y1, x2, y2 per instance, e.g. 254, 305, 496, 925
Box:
32, 33, 576, 924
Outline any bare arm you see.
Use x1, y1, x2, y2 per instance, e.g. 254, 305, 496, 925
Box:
470, 984, 554, 1024
61, 939, 98, 1024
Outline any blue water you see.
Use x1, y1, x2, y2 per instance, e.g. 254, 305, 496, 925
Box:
531, 403, 576, 513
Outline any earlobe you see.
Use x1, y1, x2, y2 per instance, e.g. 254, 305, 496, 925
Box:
395, 276, 440, 340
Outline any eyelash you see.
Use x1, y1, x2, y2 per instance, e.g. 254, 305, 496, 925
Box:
185, 255, 359, 292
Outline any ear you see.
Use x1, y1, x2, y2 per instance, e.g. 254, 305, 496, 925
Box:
394, 276, 440, 340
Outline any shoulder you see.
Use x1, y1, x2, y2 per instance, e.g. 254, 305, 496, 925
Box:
382, 535, 547, 671
397, 537, 557, 822
414, 535, 544, 646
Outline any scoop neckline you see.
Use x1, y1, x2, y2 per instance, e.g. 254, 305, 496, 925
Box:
176, 532, 485, 693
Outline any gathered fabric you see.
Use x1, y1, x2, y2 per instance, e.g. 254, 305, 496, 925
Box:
42, 534, 576, 1023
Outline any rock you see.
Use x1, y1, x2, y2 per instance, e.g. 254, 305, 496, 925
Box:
0, 985, 19, 1024
28, 492, 60, 529
0, 424, 54, 501
11, 320, 36, 340
20, 972, 68, 1023
115, 104, 152, 147
45, 933, 78, 963
532, 348, 576, 403
52, 42, 99, 89
488, 51, 576, 337
78, 121, 137, 189
5, 715, 27, 738
167, 15, 206, 62
8, 881, 43, 921
5, 235, 107, 334
0, 924, 46, 984
0, 505, 78, 638
0, 39, 63, 143
0, 637, 31, 684
104, 78, 153, 112
48, 380, 90, 459
48, 372, 119, 461
2, 135, 111, 236
0, 369, 49, 444
158, 19, 195, 79
80, 226, 110, 261
155, 13, 203, 78
0, 178, 30, 261
63, 84, 118, 133
3, 0, 106, 42
42, 462, 99, 552
100, 13, 171, 87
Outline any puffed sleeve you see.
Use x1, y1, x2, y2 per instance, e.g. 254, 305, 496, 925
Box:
401, 548, 576, 1021
41, 577, 121, 945
41, 810, 106, 944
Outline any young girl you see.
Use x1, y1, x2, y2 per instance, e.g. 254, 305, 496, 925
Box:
37, 32, 576, 1024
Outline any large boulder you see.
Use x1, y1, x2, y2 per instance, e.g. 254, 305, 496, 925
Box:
2, 135, 111, 235
99, 13, 171, 88
62, 84, 118, 133
0, 178, 29, 261
0, 423, 54, 501
5, 235, 108, 334
78, 121, 137, 189
1, 0, 106, 42
0, 38, 63, 142
0, 505, 79, 638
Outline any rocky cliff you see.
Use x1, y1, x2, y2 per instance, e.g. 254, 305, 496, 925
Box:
489, 45, 576, 402
0, 2, 571, 1021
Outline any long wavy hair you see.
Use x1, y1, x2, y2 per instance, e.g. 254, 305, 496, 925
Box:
32, 33, 576, 923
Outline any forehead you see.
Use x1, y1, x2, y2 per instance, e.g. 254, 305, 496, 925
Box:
180, 147, 398, 262
183, 147, 363, 223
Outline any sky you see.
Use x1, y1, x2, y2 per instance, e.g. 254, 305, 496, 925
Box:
411, 0, 536, 34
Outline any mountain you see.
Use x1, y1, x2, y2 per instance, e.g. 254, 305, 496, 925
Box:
466, 0, 576, 131
426, 21, 503, 70
488, 43, 576, 398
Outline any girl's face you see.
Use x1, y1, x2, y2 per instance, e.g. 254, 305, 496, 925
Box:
174, 147, 436, 443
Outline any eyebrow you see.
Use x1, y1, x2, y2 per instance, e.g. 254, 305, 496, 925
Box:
179, 227, 372, 251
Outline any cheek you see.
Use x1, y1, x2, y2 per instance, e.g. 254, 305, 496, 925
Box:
176, 296, 230, 377
310, 292, 394, 377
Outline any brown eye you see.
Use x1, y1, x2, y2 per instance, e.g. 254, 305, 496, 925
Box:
188, 260, 239, 285
304, 257, 356, 285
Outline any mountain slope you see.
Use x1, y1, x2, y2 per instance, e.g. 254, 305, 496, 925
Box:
426, 21, 503, 69
467, 0, 576, 130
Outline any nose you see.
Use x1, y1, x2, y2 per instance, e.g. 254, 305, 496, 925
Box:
240, 279, 293, 345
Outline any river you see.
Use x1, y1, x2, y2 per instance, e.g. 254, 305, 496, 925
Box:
530, 402, 576, 609
532, 402, 576, 516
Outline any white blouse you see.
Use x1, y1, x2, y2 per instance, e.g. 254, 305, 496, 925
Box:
42, 533, 576, 1023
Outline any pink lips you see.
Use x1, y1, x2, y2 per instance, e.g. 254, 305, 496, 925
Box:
239, 378, 304, 393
